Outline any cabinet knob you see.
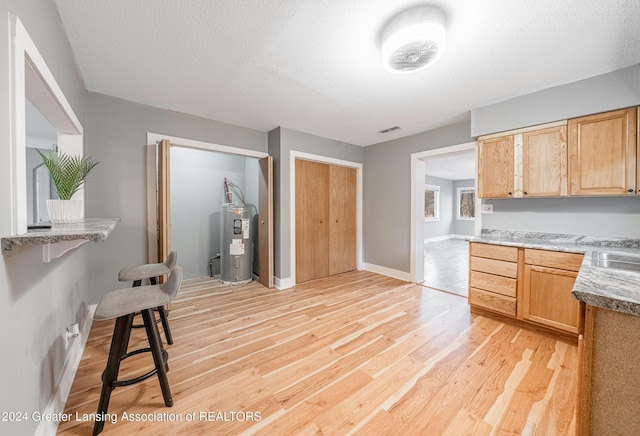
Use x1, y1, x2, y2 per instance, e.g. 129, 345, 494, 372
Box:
261, 220, 265, 224
628, 188, 634, 193
508, 192, 513, 196
523, 192, 528, 196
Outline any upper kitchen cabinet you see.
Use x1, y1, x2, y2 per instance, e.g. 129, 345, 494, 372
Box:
568, 107, 638, 196
477, 135, 514, 198
522, 125, 568, 197
477, 122, 568, 198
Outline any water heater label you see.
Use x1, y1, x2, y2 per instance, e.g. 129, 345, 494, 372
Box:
242, 219, 250, 239
233, 219, 242, 235
230, 239, 244, 255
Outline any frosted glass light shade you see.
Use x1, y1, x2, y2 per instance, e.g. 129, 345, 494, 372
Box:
381, 5, 446, 74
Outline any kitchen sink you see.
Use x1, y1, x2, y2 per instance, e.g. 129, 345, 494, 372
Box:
591, 251, 640, 272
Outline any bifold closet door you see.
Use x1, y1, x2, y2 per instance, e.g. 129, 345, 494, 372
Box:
329, 165, 356, 275
296, 159, 329, 283
296, 159, 357, 283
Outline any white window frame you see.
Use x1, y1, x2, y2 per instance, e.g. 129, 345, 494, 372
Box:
457, 187, 476, 220
424, 184, 440, 221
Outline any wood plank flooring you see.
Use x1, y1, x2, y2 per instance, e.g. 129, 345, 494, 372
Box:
57, 271, 577, 435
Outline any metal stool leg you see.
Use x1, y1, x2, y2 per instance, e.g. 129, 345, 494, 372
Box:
93, 313, 134, 435
141, 308, 173, 406
130, 277, 173, 345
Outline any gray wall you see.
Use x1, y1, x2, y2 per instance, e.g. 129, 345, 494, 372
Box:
0, 1, 88, 435
423, 177, 476, 239
472, 65, 640, 238
471, 64, 640, 137
364, 122, 473, 273
85, 93, 267, 302
453, 179, 475, 236
170, 147, 258, 278
269, 127, 365, 280
482, 197, 640, 238
424, 175, 454, 239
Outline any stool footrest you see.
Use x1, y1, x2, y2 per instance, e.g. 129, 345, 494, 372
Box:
101, 346, 169, 388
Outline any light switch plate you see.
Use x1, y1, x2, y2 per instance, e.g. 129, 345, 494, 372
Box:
482, 204, 493, 213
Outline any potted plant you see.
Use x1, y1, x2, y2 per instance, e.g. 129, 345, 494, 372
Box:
37, 150, 99, 223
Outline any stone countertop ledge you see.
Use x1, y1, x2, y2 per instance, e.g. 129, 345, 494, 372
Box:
1, 218, 120, 252
469, 230, 640, 318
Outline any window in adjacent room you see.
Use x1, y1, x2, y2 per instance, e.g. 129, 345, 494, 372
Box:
424, 184, 440, 220
457, 187, 475, 220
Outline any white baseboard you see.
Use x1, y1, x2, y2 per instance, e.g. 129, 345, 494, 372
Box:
363, 263, 412, 282
274, 276, 293, 290
424, 234, 469, 243
36, 304, 96, 436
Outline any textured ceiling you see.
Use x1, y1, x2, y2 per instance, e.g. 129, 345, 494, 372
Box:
54, 0, 640, 146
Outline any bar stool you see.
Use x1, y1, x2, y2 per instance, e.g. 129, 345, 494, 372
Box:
118, 251, 177, 344
92, 266, 183, 435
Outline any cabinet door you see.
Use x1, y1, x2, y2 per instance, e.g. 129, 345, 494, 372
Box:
521, 265, 579, 333
329, 165, 356, 275
477, 135, 514, 198
522, 125, 568, 196
568, 107, 637, 196
295, 159, 329, 283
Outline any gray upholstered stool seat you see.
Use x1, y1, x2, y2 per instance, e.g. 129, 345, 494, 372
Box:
94, 285, 173, 321
117, 251, 177, 344
92, 266, 182, 435
118, 251, 177, 282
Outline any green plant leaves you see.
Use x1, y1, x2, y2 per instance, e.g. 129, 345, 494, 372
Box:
36, 150, 99, 200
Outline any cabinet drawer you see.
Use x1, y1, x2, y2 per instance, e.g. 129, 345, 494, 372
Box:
469, 270, 517, 297
470, 243, 518, 262
524, 249, 584, 271
470, 256, 518, 278
469, 288, 516, 317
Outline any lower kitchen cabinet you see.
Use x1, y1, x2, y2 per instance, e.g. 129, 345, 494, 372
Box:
469, 243, 584, 337
520, 248, 583, 334
468, 243, 518, 317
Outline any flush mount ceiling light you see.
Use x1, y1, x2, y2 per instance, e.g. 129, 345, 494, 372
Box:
380, 5, 446, 74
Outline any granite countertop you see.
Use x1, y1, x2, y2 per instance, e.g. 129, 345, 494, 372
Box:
469, 230, 640, 317
1, 218, 120, 251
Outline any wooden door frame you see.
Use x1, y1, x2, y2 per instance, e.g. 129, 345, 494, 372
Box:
411, 142, 479, 283
145, 133, 269, 278
290, 151, 363, 286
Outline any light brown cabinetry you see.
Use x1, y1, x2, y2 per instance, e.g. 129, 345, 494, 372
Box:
568, 107, 638, 196
468, 243, 518, 316
522, 125, 568, 197
477, 135, 514, 198
477, 123, 568, 198
520, 249, 583, 334
469, 243, 584, 337
477, 106, 640, 199
295, 159, 356, 283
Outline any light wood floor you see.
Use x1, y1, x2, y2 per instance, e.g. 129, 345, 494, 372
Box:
58, 271, 577, 435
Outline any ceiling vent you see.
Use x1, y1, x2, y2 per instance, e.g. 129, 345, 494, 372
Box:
380, 5, 446, 74
380, 126, 401, 134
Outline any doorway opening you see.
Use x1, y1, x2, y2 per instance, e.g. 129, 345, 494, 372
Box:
146, 134, 273, 288
410, 142, 479, 296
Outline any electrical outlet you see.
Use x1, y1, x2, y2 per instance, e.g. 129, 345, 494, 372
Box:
482, 204, 493, 213
65, 323, 80, 350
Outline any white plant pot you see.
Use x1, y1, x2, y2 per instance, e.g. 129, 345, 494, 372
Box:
47, 199, 83, 224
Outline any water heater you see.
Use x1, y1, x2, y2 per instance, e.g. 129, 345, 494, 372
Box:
220, 203, 252, 284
